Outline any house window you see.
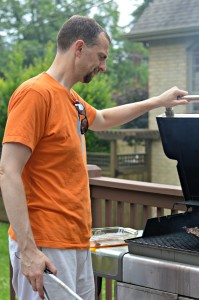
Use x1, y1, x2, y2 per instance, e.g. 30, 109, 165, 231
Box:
188, 44, 199, 113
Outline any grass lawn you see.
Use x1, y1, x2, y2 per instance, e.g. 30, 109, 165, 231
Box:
0, 222, 10, 300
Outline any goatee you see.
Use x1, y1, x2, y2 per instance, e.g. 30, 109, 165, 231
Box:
83, 72, 93, 83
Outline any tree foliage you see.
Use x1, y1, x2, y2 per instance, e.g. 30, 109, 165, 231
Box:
0, 42, 55, 142
0, 0, 149, 151
0, 42, 114, 151
0, 0, 120, 66
74, 74, 114, 152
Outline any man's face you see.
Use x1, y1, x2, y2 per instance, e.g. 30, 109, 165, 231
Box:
80, 32, 110, 83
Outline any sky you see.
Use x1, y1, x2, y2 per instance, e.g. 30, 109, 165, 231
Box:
115, 0, 144, 26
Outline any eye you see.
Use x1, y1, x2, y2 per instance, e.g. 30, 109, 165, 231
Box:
99, 54, 106, 62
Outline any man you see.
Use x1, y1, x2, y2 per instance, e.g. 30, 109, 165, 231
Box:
0, 15, 188, 300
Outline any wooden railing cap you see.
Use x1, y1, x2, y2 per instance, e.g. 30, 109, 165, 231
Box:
87, 165, 102, 178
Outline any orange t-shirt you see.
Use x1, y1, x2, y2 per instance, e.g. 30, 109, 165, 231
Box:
3, 72, 96, 249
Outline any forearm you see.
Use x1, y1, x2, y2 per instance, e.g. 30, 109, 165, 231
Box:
0, 143, 56, 298
1, 172, 36, 253
90, 86, 188, 131
92, 97, 159, 131
99, 97, 158, 130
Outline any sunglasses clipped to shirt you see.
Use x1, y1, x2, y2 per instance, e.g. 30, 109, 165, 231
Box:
74, 100, 88, 134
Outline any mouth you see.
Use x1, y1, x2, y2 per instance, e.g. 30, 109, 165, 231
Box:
93, 68, 100, 76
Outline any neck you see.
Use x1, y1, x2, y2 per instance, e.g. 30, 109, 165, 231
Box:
46, 53, 77, 90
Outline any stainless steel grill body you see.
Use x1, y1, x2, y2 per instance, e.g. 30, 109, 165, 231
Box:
122, 114, 199, 299
93, 113, 199, 299
121, 254, 199, 299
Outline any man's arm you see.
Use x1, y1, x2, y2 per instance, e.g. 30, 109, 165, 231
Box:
0, 142, 56, 300
90, 86, 188, 131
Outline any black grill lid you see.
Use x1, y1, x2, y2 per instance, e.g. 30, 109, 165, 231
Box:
156, 114, 199, 202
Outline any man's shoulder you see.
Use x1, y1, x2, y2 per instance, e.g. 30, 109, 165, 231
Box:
20, 73, 50, 92
13, 73, 55, 100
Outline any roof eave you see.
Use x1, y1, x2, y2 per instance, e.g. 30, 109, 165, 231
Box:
124, 26, 199, 42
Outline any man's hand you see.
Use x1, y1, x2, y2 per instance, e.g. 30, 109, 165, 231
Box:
158, 86, 188, 108
21, 248, 57, 299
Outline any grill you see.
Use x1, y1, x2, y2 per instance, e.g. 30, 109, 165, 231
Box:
125, 112, 199, 265
133, 231, 199, 251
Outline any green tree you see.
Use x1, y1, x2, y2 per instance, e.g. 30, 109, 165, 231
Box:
0, 0, 119, 66
74, 73, 114, 152
0, 0, 150, 148
0, 0, 148, 97
0, 45, 26, 143
0, 0, 119, 148
0, 42, 55, 143
107, 28, 149, 129
132, 0, 153, 22
0, 43, 114, 152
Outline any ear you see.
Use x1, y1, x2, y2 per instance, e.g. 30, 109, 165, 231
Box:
75, 40, 85, 57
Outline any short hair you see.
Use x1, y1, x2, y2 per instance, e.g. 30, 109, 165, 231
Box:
57, 15, 111, 52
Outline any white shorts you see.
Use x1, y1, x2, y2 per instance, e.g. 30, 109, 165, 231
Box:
9, 237, 95, 300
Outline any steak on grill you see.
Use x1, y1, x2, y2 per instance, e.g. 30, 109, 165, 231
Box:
184, 226, 199, 238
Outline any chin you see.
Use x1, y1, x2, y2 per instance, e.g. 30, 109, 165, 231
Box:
83, 78, 93, 83
83, 72, 95, 83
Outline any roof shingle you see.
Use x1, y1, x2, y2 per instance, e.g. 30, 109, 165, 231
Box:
129, 0, 199, 40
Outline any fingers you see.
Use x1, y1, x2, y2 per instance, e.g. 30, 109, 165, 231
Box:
27, 271, 45, 299
161, 86, 189, 108
173, 99, 189, 106
35, 274, 45, 300
45, 260, 57, 275
172, 86, 188, 99
172, 87, 189, 106
21, 249, 57, 299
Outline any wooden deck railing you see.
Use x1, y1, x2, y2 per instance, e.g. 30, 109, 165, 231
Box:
8, 165, 185, 300
88, 165, 185, 300
87, 152, 147, 178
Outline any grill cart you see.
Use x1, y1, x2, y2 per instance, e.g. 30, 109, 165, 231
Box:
92, 106, 199, 300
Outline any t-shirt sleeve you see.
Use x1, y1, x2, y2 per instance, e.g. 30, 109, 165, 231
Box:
3, 89, 48, 152
71, 90, 96, 127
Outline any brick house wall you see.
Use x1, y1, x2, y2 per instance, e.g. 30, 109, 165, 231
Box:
127, 0, 199, 185
148, 38, 191, 185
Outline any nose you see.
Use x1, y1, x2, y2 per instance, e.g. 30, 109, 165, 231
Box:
99, 61, 106, 73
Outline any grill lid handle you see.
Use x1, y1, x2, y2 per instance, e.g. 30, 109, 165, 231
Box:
165, 95, 199, 118
165, 107, 174, 117
179, 95, 199, 100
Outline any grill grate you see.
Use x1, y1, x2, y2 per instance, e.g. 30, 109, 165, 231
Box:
132, 231, 199, 252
